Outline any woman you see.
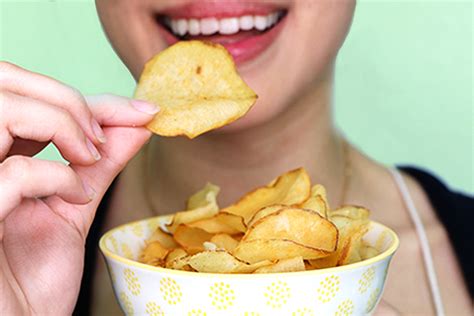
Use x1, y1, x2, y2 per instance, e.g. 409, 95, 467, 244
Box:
1, 0, 471, 315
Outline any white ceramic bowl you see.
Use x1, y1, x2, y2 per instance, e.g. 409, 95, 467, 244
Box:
100, 215, 399, 316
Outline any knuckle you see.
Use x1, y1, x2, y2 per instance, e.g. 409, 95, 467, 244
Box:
66, 86, 90, 115
0, 61, 18, 86
55, 106, 76, 126
0, 61, 17, 73
0, 156, 30, 181
0, 91, 6, 119
0, 90, 13, 114
56, 108, 85, 139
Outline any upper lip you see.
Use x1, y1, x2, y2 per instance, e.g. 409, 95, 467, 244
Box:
157, 1, 288, 19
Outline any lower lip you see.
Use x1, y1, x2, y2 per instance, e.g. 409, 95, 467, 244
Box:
159, 17, 286, 65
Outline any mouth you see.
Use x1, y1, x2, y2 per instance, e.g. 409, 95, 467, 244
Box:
154, 2, 288, 65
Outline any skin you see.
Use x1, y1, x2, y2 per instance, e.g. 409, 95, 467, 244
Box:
0, 0, 471, 315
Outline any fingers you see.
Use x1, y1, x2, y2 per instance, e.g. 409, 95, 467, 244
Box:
70, 126, 151, 224
86, 94, 159, 127
0, 156, 95, 221
0, 62, 105, 144
0, 92, 101, 164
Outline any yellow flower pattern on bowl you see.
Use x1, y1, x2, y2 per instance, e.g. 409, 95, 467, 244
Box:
209, 282, 236, 310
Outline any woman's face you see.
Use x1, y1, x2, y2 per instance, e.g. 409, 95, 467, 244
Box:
96, 0, 355, 132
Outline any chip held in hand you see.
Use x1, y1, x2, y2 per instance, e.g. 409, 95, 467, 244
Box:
134, 40, 258, 138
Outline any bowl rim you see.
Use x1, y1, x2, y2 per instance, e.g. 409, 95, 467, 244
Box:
99, 216, 399, 278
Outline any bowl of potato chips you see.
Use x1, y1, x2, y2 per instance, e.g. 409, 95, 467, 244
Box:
100, 168, 399, 315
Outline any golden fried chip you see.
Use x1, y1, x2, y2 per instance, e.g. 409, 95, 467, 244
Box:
243, 208, 338, 252
299, 184, 328, 218
184, 250, 272, 273
186, 183, 220, 210
329, 206, 370, 221
222, 168, 311, 224
210, 233, 240, 252
167, 254, 194, 271
173, 225, 214, 254
137, 167, 381, 273
254, 256, 305, 273
309, 214, 370, 268
336, 226, 368, 265
166, 185, 219, 233
134, 41, 257, 138
311, 184, 329, 207
247, 204, 286, 228
359, 241, 379, 260
187, 212, 246, 234
234, 239, 332, 264
164, 248, 188, 268
139, 241, 169, 267
147, 227, 179, 249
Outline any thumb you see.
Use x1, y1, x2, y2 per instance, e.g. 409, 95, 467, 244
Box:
71, 125, 151, 220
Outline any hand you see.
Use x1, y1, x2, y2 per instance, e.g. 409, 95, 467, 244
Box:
0, 62, 159, 315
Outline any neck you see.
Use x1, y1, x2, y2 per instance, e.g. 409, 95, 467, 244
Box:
144, 74, 346, 212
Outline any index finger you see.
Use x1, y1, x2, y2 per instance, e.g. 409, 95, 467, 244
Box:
0, 62, 103, 144
86, 94, 159, 127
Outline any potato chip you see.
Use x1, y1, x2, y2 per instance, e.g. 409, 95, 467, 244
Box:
222, 168, 311, 224
311, 184, 329, 206
329, 206, 370, 221
243, 208, 338, 252
165, 248, 188, 268
359, 241, 379, 260
166, 185, 219, 233
246, 204, 286, 228
309, 211, 370, 268
336, 226, 368, 265
134, 41, 257, 138
299, 184, 328, 218
173, 224, 214, 254
186, 183, 220, 210
139, 241, 169, 267
234, 239, 332, 264
184, 250, 272, 273
167, 254, 194, 271
188, 212, 246, 234
202, 241, 218, 251
210, 233, 240, 252
147, 227, 179, 249
254, 256, 305, 273
138, 167, 378, 273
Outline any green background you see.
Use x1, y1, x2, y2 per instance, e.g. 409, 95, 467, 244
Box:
1, 0, 472, 193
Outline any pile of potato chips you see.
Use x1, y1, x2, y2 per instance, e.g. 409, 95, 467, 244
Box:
139, 168, 379, 273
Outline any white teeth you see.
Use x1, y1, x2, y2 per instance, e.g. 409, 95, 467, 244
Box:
269, 13, 278, 26
219, 17, 239, 35
200, 17, 219, 35
176, 19, 187, 36
239, 15, 254, 31
188, 19, 200, 35
254, 15, 267, 31
166, 11, 283, 37
170, 20, 179, 35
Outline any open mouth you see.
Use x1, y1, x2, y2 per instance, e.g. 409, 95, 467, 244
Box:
154, 3, 288, 65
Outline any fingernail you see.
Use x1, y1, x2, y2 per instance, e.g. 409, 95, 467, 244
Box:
91, 118, 107, 143
82, 180, 97, 200
86, 138, 101, 161
131, 99, 160, 115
